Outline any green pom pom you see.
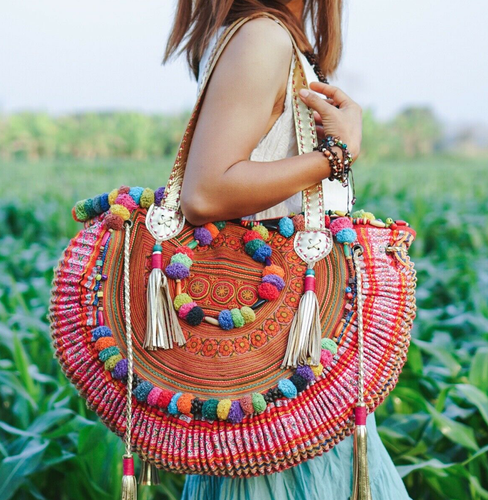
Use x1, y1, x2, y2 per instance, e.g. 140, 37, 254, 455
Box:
139, 188, 154, 208
214, 221, 226, 230
171, 253, 193, 268
174, 293, 192, 311
104, 354, 122, 371
74, 200, 89, 221
245, 238, 265, 256
321, 338, 338, 354
230, 308, 245, 328
252, 393, 267, 414
351, 209, 365, 219
202, 399, 219, 420
240, 306, 256, 324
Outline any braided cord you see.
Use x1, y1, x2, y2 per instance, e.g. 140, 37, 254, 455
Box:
124, 222, 134, 457
353, 247, 365, 406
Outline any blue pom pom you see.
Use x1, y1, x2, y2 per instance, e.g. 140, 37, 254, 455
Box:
218, 310, 234, 330
99, 346, 119, 361
129, 187, 144, 204
92, 196, 103, 214
91, 326, 112, 341
278, 379, 297, 398
252, 244, 272, 263
278, 217, 295, 238
168, 393, 182, 415
100, 193, 110, 212
165, 262, 190, 280
336, 228, 357, 244
133, 380, 154, 402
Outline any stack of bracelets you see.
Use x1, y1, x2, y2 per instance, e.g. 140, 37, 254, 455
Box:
314, 135, 354, 188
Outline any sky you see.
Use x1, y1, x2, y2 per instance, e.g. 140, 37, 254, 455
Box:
1, 0, 487, 128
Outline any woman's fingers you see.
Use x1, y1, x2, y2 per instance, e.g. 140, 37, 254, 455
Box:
298, 89, 336, 115
308, 82, 351, 109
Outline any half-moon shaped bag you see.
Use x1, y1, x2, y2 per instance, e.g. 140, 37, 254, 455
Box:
50, 14, 416, 481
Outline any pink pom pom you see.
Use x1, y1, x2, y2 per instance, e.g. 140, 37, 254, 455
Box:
147, 387, 162, 406
178, 301, 198, 319
243, 230, 262, 244
258, 282, 280, 301
115, 193, 138, 211
330, 217, 353, 236
104, 213, 124, 230
175, 246, 195, 260
239, 395, 254, 415
320, 349, 333, 366
118, 185, 130, 194
292, 214, 305, 231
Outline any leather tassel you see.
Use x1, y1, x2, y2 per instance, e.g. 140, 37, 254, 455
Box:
350, 406, 373, 500
144, 244, 185, 350
121, 456, 137, 500
138, 458, 160, 486
281, 267, 321, 368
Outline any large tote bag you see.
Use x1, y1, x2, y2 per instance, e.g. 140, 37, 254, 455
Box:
50, 14, 416, 477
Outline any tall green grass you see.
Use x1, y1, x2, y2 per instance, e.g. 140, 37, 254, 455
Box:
0, 155, 487, 499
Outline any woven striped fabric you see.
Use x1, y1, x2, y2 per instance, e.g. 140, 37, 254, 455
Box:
50, 209, 416, 476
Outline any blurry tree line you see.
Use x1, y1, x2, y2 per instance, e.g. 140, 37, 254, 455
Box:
0, 106, 486, 162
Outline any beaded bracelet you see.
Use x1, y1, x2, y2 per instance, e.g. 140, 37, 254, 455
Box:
314, 135, 353, 187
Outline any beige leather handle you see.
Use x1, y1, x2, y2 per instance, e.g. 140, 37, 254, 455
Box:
162, 13, 325, 231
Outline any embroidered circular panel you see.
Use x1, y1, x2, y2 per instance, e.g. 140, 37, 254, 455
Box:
104, 211, 348, 398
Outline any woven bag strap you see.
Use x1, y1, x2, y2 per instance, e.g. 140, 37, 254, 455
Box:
162, 13, 325, 231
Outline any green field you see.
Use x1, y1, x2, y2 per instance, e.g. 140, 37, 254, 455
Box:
1, 154, 488, 499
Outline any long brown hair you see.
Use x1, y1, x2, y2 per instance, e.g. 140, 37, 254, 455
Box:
164, 0, 343, 80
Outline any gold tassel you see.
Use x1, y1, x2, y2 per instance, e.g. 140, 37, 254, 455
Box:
121, 456, 138, 500
138, 458, 160, 486
350, 407, 373, 500
281, 266, 321, 368
144, 244, 185, 350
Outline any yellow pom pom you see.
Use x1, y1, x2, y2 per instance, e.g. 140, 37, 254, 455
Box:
216, 399, 232, 420
174, 293, 192, 311
110, 204, 130, 221
105, 354, 122, 371
240, 306, 256, 324
252, 225, 269, 241
108, 189, 119, 206
311, 363, 324, 378
363, 211, 375, 221
139, 188, 155, 208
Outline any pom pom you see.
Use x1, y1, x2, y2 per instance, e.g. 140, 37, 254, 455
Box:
278, 217, 295, 237
84, 198, 97, 218
240, 306, 256, 324
178, 301, 198, 320
214, 221, 226, 231
104, 213, 125, 230
74, 200, 89, 222
230, 308, 245, 328
240, 395, 254, 415
252, 244, 272, 263
99, 346, 119, 362
335, 228, 357, 244
129, 187, 144, 204
154, 186, 165, 206
296, 365, 315, 383
258, 282, 280, 301
263, 265, 285, 279
112, 358, 128, 379
108, 189, 119, 205
311, 363, 324, 379
218, 310, 234, 330
245, 238, 265, 257
351, 209, 364, 219
227, 400, 245, 424
71, 206, 81, 222
94, 337, 116, 351
157, 390, 175, 410
194, 227, 213, 246
278, 379, 297, 398
134, 380, 154, 402
147, 387, 162, 406
203, 222, 220, 239
243, 230, 262, 244
92, 196, 103, 214
186, 306, 204, 326
100, 193, 110, 212
177, 393, 194, 415
91, 326, 112, 341
165, 262, 190, 280
330, 217, 353, 236
105, 354, 122, 371
118, 185, 130, 194
202, 399, 219, 420
321, 338, 338, 354
252, 393, 267, 414
320, 349, 333, 366
252, 225, 269, 241
289, 373, 308, 393
262, 274, 285, 291
170, 252, 193, 268
115, 193, 138, 211
174, 293, 192, 311
216, 399, 232, 420
139, 188, 155, 208
168, 393, 182, 415
110, 204, 131, 221
174, 246, 195, 259
292, 214, 305, 231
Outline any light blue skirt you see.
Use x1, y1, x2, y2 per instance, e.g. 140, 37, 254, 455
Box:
182, 413, 412, 500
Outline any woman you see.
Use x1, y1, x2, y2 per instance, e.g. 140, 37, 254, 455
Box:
164, 1, 412, 498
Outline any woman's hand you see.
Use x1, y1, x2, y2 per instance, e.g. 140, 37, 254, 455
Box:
299, 82, 363, 161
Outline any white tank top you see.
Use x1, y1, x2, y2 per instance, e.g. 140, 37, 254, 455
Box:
197, 25, 352, 220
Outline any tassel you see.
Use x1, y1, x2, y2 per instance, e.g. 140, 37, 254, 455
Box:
144, 244, 186, 350
138, 458, 160, 486
121, 456, 137, 500
350, 406, 373, 500
281, 266, 322, 368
